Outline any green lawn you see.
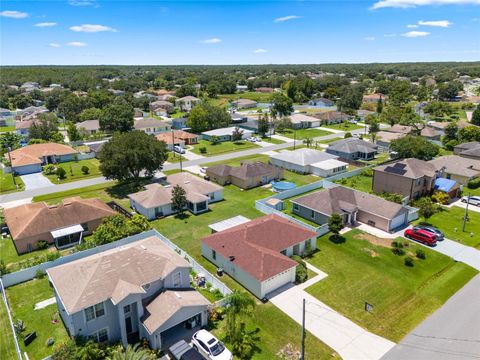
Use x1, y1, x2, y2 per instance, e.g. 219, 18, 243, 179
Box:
334, 173, 373, 193
0, 236, 56, 272
278, 128, 332, 140
0, 126, 15, 132
306, 229, 478, 342
191, 139, 259, 156
0, 170, 24, 194
416, 207, 480, 248
322, 123, 364, 131
317, 136, 343, 144
167, 152, 186, 163
221, 91, 273, 103
260, 136, 285, 144
44, 158, 102, 184
0, 292, 17, 360
6, 278, 69, 360
360, 151, 391, 165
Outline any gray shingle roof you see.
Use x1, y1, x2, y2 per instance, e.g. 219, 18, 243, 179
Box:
328, 138, 377, 154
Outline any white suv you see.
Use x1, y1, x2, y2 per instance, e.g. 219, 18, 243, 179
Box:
191, 329, 232, 360
461, 196, 480, 207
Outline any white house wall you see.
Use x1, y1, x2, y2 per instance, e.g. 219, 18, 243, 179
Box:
261, 268, 296, 298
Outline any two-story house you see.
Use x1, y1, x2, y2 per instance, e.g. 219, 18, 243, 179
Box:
47, 236, 210, 351
133, 118, 171, 135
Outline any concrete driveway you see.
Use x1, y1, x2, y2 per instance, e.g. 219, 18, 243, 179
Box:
449, 198, 480, 213
382, 274, 480, 360
268, 263, 395, 360
20, 173, 55, 190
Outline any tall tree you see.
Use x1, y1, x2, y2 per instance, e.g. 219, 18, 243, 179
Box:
29, 113, 61, 141
224, 291, 256, 342
257, 113, 269, 137
328, 213, 344, 240
390, 135, 440, 161
231, 127, 244, 142
186, 103, 230, 133
270, 93, 293, 119
67, 122, 82, 142
369, 119, 380, 143
100, 102, 134, 132
376, 97, 383, 114
471, 105, 480, 126
171, 185, 187, 215
98, 131, 168, 181
415, 197, 440, 222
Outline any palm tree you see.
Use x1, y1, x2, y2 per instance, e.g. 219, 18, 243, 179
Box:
225, 291, 256, 341
107, 344, 156, 360
303, 137, 313, 148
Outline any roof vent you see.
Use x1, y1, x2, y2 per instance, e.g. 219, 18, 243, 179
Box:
184, 180, 190, 184
229, 255, 235, 262
174, 292, 182, 299
140, 245, 146, 250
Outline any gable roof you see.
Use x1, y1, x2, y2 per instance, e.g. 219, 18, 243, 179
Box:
291, 186, 408, 220
270, 148, 338, 166
7, 143, 78, 167
202, 214, 316, 282
429, 155, 480, 178
376, 131, 405, 143
4, 197, 116, 241
327, 138, 377, 154
387, 124, 413, 134
47, 236, 191, 314
76, 119, 100, 131
208, 161, 277, 180
374, 158, 438, 179
313, 111, 349, 121
177, 96, 200, 101
134, 118, 169, 129
290, 113, 320, 124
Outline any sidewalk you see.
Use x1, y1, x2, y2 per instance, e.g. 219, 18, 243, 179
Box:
268, 263, 395, 360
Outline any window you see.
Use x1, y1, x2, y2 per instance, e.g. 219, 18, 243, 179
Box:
81, 223, 89, 232
123, 304, 131, 314
293, 204, 299, 211
173, 272, 182, 287
311, 210, 315, 219
212, 250, 216, 260
143, 283, 151, 291
90, 328, 109, 343
84, 302, 105, 322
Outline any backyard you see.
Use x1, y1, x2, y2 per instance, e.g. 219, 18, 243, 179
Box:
43, 158, 102, 184
334, 171, 373, 193
305, 229, 478, 342
0, 170, 24, 194
416, 206, 480, 248
6, 278, 69, 360
0, 292, 17, 360
190, 139, 259, 156
321, 122, 364, 131
277, 128, 332, 140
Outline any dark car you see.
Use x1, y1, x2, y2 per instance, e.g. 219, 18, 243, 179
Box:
413, 225, 444, 241
404, 228, 438, 246
169, 340, 204, 360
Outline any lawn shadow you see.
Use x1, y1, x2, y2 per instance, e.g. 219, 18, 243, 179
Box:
174, 212, 191, 221
106, 179, 150, 200
329, 234, 346, 244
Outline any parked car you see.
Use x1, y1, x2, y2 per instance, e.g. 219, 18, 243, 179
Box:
174, 145, 186, 154
413, 225, 444, 241
169, 340, 204, 360
461, 196, 480, 207
192, 330, 232, 360
200, 167, 207, 174
248, 137, 258, 142
404, 228, 438, 246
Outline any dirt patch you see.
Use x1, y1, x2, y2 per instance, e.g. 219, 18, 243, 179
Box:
362, 247, 379, 257
354, 233, 392, 248
277, 343, 301, 360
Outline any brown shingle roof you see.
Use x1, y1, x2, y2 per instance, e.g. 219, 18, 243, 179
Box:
429, 155, 480, 178
202, 214, 317, 281
47, 236, 191, 314
7, 143, 78, 167
208, 162, 277, 180
4, 197, 116, 241
291, 186, 408, 220
374, 158, 438, 179
134, 118, 169, 129
75, 119, 100, 131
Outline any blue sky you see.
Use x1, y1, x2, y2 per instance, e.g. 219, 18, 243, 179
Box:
1, 0, 479, 65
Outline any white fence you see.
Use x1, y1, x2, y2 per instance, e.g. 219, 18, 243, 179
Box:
0, 278, 23, 360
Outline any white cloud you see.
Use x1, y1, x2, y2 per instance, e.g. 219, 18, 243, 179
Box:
35, 22, 57, 27
418, 20, 453, 27
402, 30, 430, 37
371, 0, 480, 10
66, 41, 87, 47
49, 43, 61, 48
253, 48, 268, 53
407, 24, 419, 28
70, 24, 116, 33
364, 36, 376, 41
201, 38, 222, 44
274, 15, 302, 23
0, 10, 28, 19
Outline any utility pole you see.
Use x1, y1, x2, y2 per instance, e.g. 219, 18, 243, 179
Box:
293, 128, 297, 150
463, 194, 470, 232
171, 129, 176, 159
301, 298, 306, 360
6, 146, 17, 187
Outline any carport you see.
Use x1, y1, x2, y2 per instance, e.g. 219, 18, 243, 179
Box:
51, 224, 84, 249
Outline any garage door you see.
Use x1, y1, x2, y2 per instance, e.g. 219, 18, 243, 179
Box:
390, 213, 407, 231
262, 268, 295, 298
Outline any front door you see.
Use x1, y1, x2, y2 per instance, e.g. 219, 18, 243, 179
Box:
125, 317, 132, 334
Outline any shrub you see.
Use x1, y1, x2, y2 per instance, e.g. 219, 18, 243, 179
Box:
391, 241, 404, 248
404, 256, 414, 267
416, 249, 426, 259
361, 167, 373, 177
292, 255, 308, 283
0, 260, 9, 275
46, 251, 60, 262
46, 337, 55, 346
43, 164, 56, 175
36, 240, 48, 250
199, 146, 207, 154
467, 178, 480, 189
35, 269, 46, 279
392, 247, 405, 256
81, 165, 90, 175
344, 132, 352, 138
432, 191, 450, 205
56, 167, 66, 179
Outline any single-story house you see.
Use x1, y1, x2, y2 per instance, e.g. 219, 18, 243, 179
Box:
291, 185, 409, 232
427, 121, 475, 135
208, 215, 250, 233
201, 127, 253, 142
76, 119, 101, 136
362, 93, 386, 103
171, 117, 188, 130
236, 85, 248, 92
206, 161, 283, 189
15, 119, 38, 139
429, 155, 480, 185
232, 99, 257, 109
231, 113, 249, 124
290, 113, 321, 129
309, 159, 348, 177
357, 109, 375, 119
433, 178, 461, 199
312, 111, 350, 125
87, 141, 106, 157
308, 98, 334, 107
202, 214, 318, 299
134, 118, 171, 135
375, 131, 405, 149
150, 100, 174, 115
255, 87, 274, 93
6, 143, 78, 175
269, 148, 341, 175
420, 127, 441, 141
326, 138, 378, 160
156, 130, 199, 150
175, 96, 201, 111
47, 235, 210, 350
128, 172, 223, 219
454, 141, 480, 160
3, 197, 116, 254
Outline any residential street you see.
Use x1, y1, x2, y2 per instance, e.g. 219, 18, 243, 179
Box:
382, 274, 480, 360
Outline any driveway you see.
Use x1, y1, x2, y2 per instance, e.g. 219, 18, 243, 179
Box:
382, 274, 480, 360
449, 199, 480, 213
268, 263, 395, 360
182, 149, 205, 161
20, 173, 55, 190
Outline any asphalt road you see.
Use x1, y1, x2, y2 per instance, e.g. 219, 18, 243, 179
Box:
382, 274, 480, 360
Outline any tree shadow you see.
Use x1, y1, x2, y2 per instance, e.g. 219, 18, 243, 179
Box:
106, 179, 149, 200
329, 234, 346, 244
174, 212, 191, 221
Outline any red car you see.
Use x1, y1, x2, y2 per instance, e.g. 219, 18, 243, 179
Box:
404, 228, 437, 246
